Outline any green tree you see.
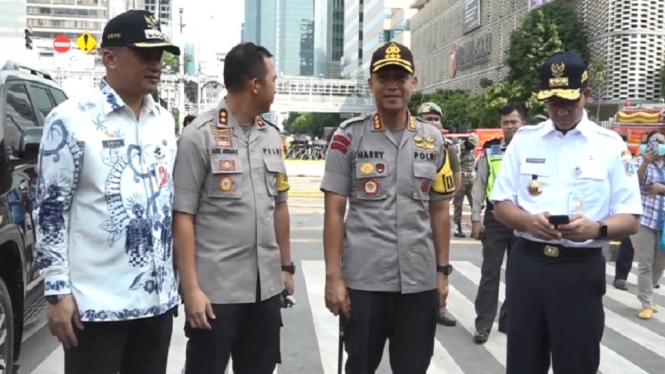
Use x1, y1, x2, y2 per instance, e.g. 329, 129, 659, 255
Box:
283, 113, 342, 136
162, 51, 192, 73
467, 82, 524, 128
408, 89, 472, 129
506, 2, 588, 103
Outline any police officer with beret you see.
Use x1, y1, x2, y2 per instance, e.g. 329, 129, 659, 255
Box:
491, 51, 642, 373
172, 42, 293, 374
321, 42, 455, 373
417, 101, 461, 327
470, 103, 524, 344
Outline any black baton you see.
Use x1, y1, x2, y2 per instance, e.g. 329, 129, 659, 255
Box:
338, 315, 344, 374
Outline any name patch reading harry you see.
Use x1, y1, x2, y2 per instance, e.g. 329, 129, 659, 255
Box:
356, 150, 384, 160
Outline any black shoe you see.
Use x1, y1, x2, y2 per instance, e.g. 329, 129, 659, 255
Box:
613, 279, 628, 291
474, 329, 490, 344
454, 224, 466, 238
437, 308, 457, 326
498, 324, 507, 334
656, 284, 661, 289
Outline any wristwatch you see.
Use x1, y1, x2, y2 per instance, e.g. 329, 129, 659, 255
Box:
45, 294, 68, 305
597, 221, 608, 239
437, 264, 454, 276
281, 262, 296, 275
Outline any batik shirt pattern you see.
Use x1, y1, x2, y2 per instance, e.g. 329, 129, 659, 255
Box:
33, 79, 179, 322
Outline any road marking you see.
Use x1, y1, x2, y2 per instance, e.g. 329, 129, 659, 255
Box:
301, 260, 463, 373
605, 264, 665, 298
292, 238, 480, 245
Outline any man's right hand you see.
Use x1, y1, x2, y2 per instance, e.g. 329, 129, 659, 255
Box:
184, 288, 216, 330
471, 221, 485, 240
527, 213, 562, 241
47, 294, 83, 349
324, 276, 350, 318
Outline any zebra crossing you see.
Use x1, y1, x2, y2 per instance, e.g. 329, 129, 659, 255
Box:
27, 260, 665, 374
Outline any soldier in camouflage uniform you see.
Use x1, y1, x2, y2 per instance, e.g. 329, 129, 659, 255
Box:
417, 102, 460, 327
453, 132, 478, 238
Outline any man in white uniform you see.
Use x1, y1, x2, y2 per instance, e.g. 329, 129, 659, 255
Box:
490, 51, 642, 374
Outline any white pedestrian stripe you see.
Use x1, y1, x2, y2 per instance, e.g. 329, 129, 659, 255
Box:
24, 260, 665, 374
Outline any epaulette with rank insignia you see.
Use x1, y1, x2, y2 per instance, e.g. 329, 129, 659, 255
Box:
256, 116, 280, 131
338, 114, 371, 129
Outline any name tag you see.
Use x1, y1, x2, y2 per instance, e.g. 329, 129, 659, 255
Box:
102, 139, 125, 149
526, 158, 545, 164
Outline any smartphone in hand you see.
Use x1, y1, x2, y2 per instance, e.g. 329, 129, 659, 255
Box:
547, 215, 570, 226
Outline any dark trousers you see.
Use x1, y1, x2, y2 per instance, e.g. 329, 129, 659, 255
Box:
63, 308, 175, 374
474, 210, 515, 331
506, 239, 605, 374
344, 288, 438, 374
614, 237, 635, 281
184, 294, 282, 374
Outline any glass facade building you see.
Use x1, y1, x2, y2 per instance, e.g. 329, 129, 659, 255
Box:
26, 0, 108, 41
243, 0, 276, 58
314, 0, 344, 78
276, 0, 314, 76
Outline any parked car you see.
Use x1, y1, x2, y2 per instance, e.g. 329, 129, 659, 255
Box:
0, 60, 69, 374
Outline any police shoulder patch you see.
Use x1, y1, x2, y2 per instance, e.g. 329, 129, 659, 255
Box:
259, 116, 279, 131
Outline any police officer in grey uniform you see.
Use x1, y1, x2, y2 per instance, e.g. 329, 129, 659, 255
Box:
321, 42, 455, 373
492, 52, 642, 374
172, 42, 294, 374
471, 103, 525, 344
417, 101, 460, 327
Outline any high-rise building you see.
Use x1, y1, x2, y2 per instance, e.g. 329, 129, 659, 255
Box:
314, 0, 344, 78
26, 0, 109, 42
243, 0, 315, 77
341, 0, 415, 79
410, 0, 665, 110
0, 0, 27, 40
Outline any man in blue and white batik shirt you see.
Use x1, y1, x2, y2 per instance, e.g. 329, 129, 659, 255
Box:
33, 10, 180, 374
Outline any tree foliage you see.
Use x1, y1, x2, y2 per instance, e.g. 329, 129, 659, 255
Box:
283, 112, 342, 137
162, 51, 193, 73
506, 2, 588, 100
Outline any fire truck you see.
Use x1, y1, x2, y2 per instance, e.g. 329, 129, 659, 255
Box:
611, 103, 665, 155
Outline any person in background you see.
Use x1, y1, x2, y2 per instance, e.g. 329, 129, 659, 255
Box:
470, 103, 525, 344
183, 115, 195, 128
613, 133, 636, 291
34, 10, 180, 374
453, 132, 479, 238
630, 130, 665, 319
416, 101, 460, 327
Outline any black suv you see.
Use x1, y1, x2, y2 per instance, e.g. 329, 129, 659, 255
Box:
0, 61, 68, 374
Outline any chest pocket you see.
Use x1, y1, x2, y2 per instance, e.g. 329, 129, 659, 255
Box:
413, 162, 437, 201
355, 159, 388, 200
208, 156, 243, 199
263, 156, 285, 196
575, 163, 609, 195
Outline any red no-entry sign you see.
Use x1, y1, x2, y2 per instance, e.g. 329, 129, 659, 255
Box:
53, 35, 71, 53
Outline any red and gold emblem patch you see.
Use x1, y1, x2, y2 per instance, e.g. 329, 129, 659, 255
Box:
219, 176, 234, 191
219, 160, 235, 171
363, 179, 378, 196
214, 135, 233, 148
421, 180, 430, 192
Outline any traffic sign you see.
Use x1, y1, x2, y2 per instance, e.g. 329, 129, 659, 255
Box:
53, 35, 71, 53
75, 32, 97, 54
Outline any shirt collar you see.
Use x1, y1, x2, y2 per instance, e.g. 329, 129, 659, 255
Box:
99, 78, 158, 116
539, 110, 594, 138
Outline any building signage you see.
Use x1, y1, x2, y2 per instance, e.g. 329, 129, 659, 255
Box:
457, 33, 492, 70
462, 0, 481, 34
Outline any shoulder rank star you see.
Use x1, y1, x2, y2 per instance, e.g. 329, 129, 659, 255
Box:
218, 109, 228, 127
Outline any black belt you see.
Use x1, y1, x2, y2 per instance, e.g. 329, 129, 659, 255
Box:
518, 238, 601, 259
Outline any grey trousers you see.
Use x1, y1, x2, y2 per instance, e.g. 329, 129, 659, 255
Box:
631, 224, 665, 308
474, 210, 516, 331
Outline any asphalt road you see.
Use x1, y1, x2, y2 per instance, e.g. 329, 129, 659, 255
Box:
18, 178, 665, 374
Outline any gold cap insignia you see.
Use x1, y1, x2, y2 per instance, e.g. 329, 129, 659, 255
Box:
218, 109, 228, 127
551, 62, 565, 77
422, 105, 431, 112
581, 70, 588, 82
385, 43, 401, 60
145, 15, 158, 29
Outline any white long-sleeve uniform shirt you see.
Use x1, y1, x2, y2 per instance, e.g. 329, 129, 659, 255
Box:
490, 111, 643, 248
33, 79, 179, 322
